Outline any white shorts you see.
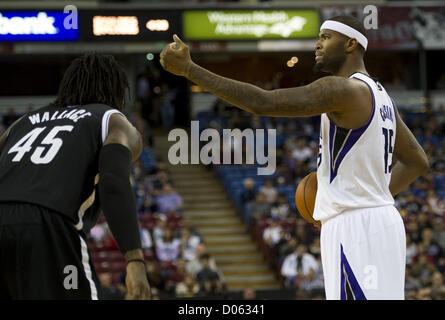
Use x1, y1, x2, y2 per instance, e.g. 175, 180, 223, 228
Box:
320, 205, 406, 300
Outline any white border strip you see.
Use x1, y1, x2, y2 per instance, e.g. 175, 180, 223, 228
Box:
101, 110, 124, 143
79, 235, 98, 300
320, 20, 368, 50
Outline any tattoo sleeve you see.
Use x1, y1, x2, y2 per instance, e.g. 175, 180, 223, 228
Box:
186, 62, 350, 117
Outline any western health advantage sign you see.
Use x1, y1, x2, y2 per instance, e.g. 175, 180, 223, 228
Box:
183, 10, 320, 40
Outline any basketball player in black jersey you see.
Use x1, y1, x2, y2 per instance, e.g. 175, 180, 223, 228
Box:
0, 53, 150, 299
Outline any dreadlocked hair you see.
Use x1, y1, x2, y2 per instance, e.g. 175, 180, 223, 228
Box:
52, 52, 129, 111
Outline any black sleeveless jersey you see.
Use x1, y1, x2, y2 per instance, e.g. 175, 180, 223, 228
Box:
0, 104, 123, 233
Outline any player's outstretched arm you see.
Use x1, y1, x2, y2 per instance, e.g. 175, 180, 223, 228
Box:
98, 113, 150, 300
160, 35, 368, 117
389, 104, 429, 196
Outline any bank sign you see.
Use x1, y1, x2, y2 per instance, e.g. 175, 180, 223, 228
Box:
183, 10, 320, 40
0, 11, 79, 41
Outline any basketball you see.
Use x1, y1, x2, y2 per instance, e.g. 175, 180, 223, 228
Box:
295, 172, 320, 227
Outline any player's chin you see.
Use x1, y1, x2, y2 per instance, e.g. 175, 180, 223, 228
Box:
312, 61, 324, 73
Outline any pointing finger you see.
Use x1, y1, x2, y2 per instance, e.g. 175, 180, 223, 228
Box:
173, 34, 185, 47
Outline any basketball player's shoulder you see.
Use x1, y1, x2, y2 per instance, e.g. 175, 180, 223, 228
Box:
106, 112, 142, 161
84, 103, 119, 114
347, 76, 372, 94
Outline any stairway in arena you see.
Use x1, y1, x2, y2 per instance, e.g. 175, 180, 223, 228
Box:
153, 133, 281, 291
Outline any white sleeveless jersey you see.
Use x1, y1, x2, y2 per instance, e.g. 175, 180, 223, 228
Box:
313, 73, 396, 222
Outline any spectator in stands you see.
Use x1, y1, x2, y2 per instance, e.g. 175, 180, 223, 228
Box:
432, 219, 445, 251
404, 193, 427, 216
139, 223, 154, 255
145, 261, 165, 292
89, 220, 108, 244
258, 178, 278, 204
292, 160, 311, 185
186, 243, 219, 277
150, 287, 160, 300
270, 194, 291, 220
263, 217, 283, 248
135, 181, 146, 210
274, 165, 293, 186
278, 236, 298, 265
178, 217, 204, 242
290, 220, 314, 247
421, 227, 443, 265
175, 273, 199, 298
196, 254, 224, 296
169, 258, 187, 285
248, 193, 272, 226
98, 272, 125, 300
405, 266, 422, 293
406, 233, 418, 266
241, 178, 256, 205
151, 170, 173, 196
180, 227, 202, 261
291, 138, 313, 163
153, 214, 168, 243
298, 268, 325, 295
281, 244, 319, 288
308, 237, 321, 259
155, 228, 181, 262
242, 287, 257, 300
156, 183, 183, 214
406, 220, 422, 244
417, 287, 432, 300
426, 189, 445, 216
139, 194, 157, 215
411, 253, 437, 287
271, 229, 290, 261
430, 271, 445, 297
417, 211, 433, 234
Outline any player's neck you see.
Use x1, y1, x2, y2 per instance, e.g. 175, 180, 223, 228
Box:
333, 59, 368, 78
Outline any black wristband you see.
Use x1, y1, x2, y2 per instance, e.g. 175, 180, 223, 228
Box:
126, 259, 146, 266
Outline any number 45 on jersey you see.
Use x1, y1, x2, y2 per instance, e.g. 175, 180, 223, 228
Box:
8, 126, 73, 165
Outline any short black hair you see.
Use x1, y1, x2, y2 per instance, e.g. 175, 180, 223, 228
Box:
52, 52, 129, 111
329, 15, 367, 54
200, 253, 210, 261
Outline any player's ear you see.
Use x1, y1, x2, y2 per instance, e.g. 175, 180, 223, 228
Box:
345, 38, 358, 53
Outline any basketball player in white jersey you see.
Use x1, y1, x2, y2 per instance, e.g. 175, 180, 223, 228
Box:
159, 15, 429, 299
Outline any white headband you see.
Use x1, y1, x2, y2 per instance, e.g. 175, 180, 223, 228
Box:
320, 20, 368, 50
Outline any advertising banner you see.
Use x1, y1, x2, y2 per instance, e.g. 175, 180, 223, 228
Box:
183, 10, 320, 40
0, 11, 79, 42
321, 5, 445, 50
80, 10, 182, 42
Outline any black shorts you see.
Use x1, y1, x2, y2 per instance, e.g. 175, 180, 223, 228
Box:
0, 202, 100, 300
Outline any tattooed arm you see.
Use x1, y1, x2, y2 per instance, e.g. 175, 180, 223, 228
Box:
186, 63, 363, 117
389, 103, 429, 196
160, 35, 367, 117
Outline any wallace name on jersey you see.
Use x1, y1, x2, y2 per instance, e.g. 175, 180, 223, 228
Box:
28, 109, 93, 125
